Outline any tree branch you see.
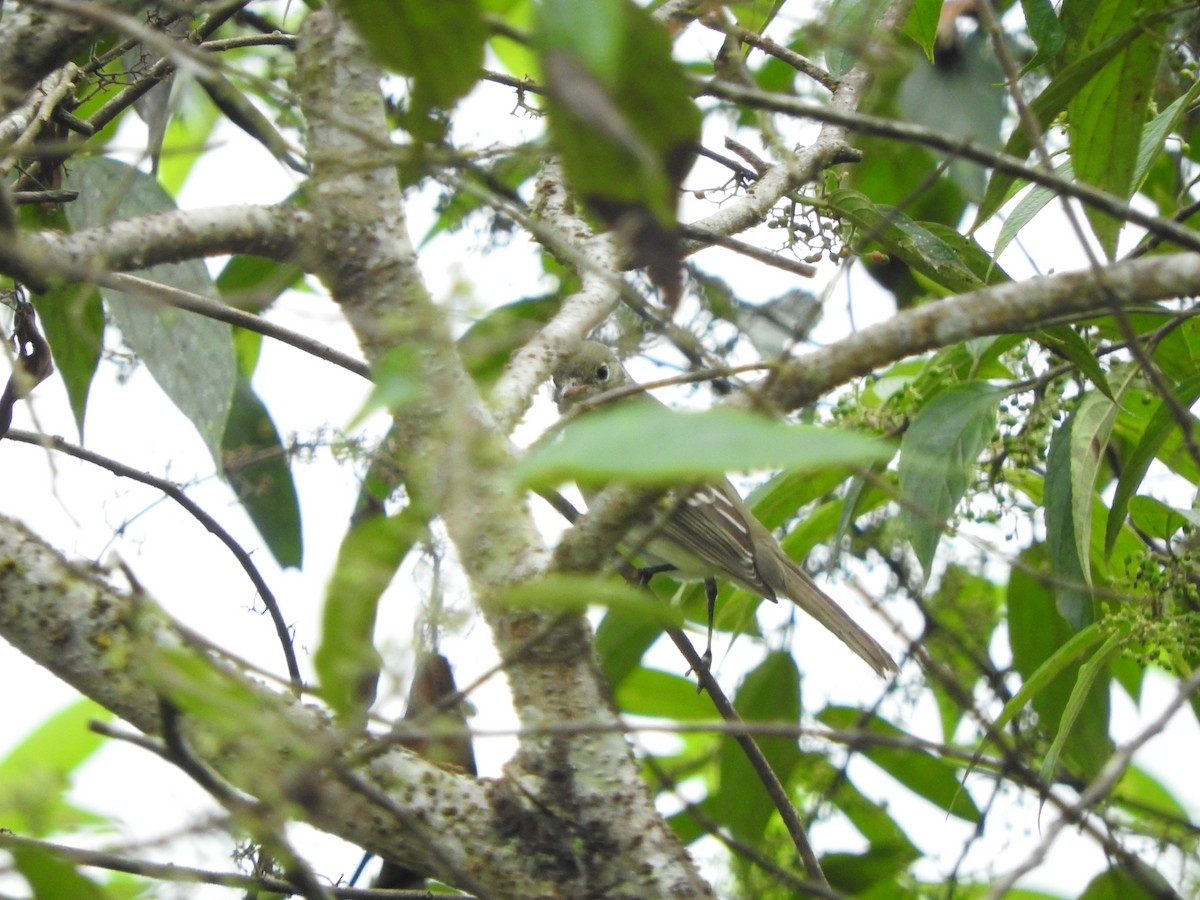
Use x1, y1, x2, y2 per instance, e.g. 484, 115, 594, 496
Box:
0, 512, 520, 891
4, 429, 302, 686
766, 251, 1200, 410
294, 11, 714, 896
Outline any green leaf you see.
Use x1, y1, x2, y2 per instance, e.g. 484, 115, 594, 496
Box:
1044, 407, 1091, 629
801, 755, 918, 859
1006, 544, 1113, 778
1080, 863, 1176, 900
1038, 629, 1122, 781
973, 13, 1168, 229
991, 159, 1071, 261
216, 254, 306, 313
538, 0, 702, 227
716, 652, 802, 842
483, 0, 540, 81
458, 294, 560, 388
595, 606, 663, 689
1035, 324, 1114, 400
0, 697, 110, 784
155, 82, 222, 198
1112, 765, 1189, 822
828, 190, 1001, 295
0, 698, 112, 836
517, 404, 892, 488
315, 508, 427, 720
1066, 390, 1122, 585
1106, 374, 1200, 556
824, 0, 890, 76
10, 844, 111, 899
336, 0, 485, 115
746, 465, 862, 531
1066, 0, 1169, 257
1127, 496, 1199, 543
31, 285, 103, 438
1132, 77, 1200, 194
148, 644, 275, 737
221, 375, 303, 569
64, 157, 236, 470
1021, 0, 1066, 69
615, 667, 715, 721
899, 383, 1001, 579
925, 567, 1003, 742
988, 622, 1105, 736
903, 0, 942, 62
819, 707, 981, 823
822, 844, 921, 894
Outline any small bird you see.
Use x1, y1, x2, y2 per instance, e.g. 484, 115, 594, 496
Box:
552, 341, 898, 677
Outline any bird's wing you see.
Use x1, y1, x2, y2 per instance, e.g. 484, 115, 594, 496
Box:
658, 480, 776, 599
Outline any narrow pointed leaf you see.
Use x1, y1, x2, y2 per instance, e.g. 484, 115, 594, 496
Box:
899, 383, 1001, 579
221, 376, 303, 569
1106, 374, 1200, 556
517, 404, 891, 488
64, 157, 235, 469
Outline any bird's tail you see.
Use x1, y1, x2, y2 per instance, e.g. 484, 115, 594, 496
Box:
764, 554, 898, 676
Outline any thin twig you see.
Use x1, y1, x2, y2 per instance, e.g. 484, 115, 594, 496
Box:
99, 272, 371, 379
698, 79, 1200, 254
4, 429, 303, 687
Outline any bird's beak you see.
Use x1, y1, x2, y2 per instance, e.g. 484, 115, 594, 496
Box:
560, 382, 589, 401
553, 379, 588, 412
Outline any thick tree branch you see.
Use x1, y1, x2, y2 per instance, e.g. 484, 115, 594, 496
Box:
4, 429, 302, 686
295, 11, 713, 897
0, 514, 505, 889
0, 831, 447, 899
5, 203, 314, 287
766, 251, 1200, 410
0, 0, 154, 116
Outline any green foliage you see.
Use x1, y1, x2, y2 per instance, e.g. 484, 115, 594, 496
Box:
336, 0, 486, 134
819, 707, 982, 823
898, 382, 1002, 579
30, 282, 103, 438
517, 403, 892, 488
1007, 546, 1114, 778
707, 652, 803, 846
9, 843, 113, 899
315, 508, 427, 720
221, 375, 303, 569
0, 699, 112, 837
537, 0, 702, 227
828, 190, 1006, 294
5, 1, 1200, 897
63, 157, 236, 470
1064, 0, 1169, 257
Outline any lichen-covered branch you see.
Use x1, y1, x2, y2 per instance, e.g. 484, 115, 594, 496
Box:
0, 515, 490, 880
766, 251, 1200, 410
292, 11, 713, 897
4, 204, 313, 287
0, 0, 154, 117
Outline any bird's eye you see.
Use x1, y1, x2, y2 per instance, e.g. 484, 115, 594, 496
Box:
595, 364, 609, 382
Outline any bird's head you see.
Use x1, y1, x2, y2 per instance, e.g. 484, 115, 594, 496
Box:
551, 341, 630, 413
